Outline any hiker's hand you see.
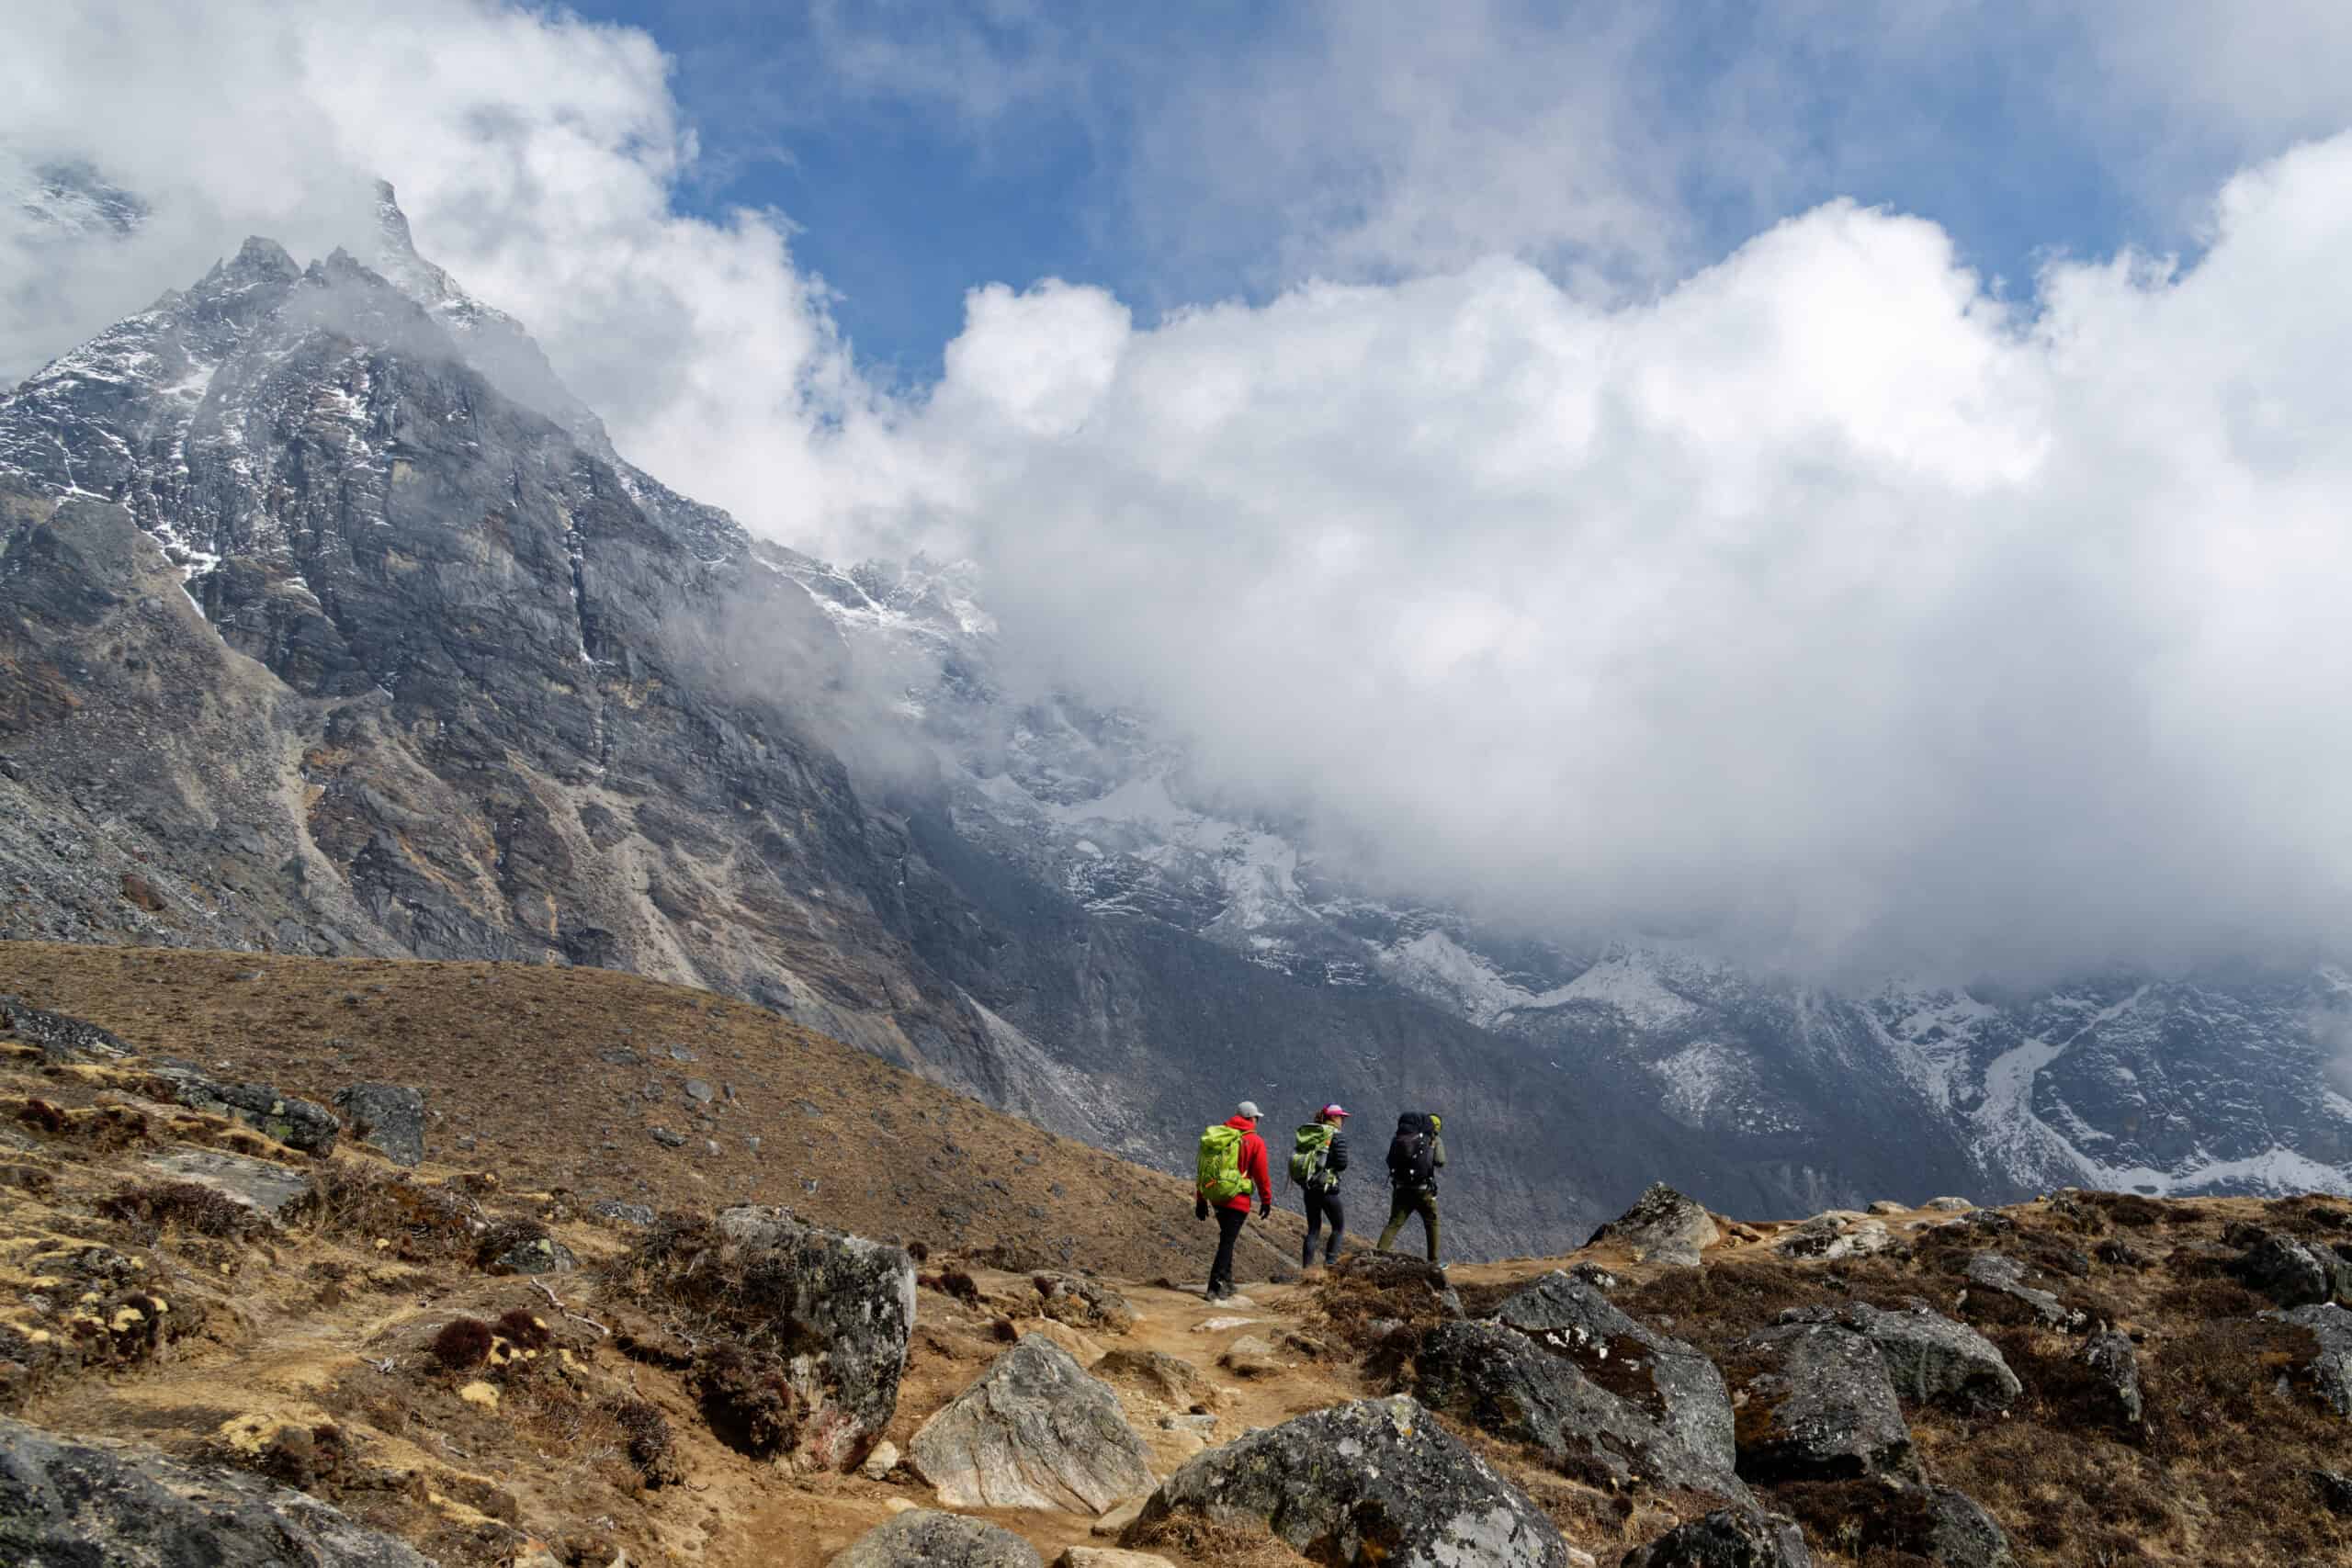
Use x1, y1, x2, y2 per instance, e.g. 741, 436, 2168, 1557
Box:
1258, 1205, 1272, 1222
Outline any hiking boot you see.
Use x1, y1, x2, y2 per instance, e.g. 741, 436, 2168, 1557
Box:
1299, 1262, 1325, 1281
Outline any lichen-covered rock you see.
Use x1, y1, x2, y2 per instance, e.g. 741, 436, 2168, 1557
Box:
1620, 1508, 1812, 1567
1923, 1197, 1974, 1213
0, 1416, 433, 1566
1922, 1486, 2017, 1568
2232, 1235, 2350, 1308
910, 1335, 1153, 1512
1414, 1319, 1749, 1503
2081, 1330, 2143, 1426
146, 1062, 339, 1155
333, 1082, 426, 1167
486, 1234, 577, 1275
1587, 1183, 1719, 1267
1772, 1212, 1894, 1261
1961, 1251, 2081, 1330
1125, 1394, 1576, 1567
1730, 1322, 1916, 1483
1036, 1272, 1138, 1335
0, 996, 133, 1062
1831, 1302, 2021, 1413
830, 1507, 1043, 1567
2265, 1303, 2352, 1416
1483, 1270, 1741, 1486
142, 1147, 311, 1217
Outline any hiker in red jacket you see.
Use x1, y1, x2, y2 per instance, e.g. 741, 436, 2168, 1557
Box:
1195, 1100, 1272, 1301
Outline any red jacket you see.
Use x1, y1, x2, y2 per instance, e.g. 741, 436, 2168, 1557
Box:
1201, 1115, 1272, 1213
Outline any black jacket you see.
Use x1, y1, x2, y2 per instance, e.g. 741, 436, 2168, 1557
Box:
1320, 1130, 1350, 1189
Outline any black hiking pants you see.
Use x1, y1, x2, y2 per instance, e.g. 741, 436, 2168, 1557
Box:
1376, 1186, 1441, 1262
1302, 1186, 1344, 1266
1207, 1204, 1250, 1295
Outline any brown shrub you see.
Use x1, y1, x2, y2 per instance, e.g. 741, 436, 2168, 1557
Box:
692, 1342, 797, 1457
97, 1179, 253, 1238
299, 1165, 475, 1259
494, 1307, 551, 1349
1119, 1512, 1313, 1566
918, 1269, 980, 1304
431, 1317, 495, 1371
607, 1396, 679, 1485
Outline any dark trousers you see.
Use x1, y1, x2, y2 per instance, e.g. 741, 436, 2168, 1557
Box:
1207, 1204, 1249, 1294
1376, 1187, 1441, 1261
1303, 1186, 1344, 1266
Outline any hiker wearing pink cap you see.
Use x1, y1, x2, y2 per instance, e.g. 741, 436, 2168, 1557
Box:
1287, 1103, 1352, 1274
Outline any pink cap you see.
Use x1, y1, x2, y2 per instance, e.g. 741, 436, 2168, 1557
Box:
1320, 1104, 1349, 1119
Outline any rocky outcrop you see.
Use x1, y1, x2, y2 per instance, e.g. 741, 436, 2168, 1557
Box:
1487, 1270, 1741, 1483
2231, 1234, 2352, 1308
830, 1508, 1043, 1568
1091, 1348, 1216, 1409
2082, 1330, 2143, 1426
334, 1082, 426, 1167
1330, 1250, 1465, 1316
644, 1207, 916, 1470
1620, 1508, 1812, 1567
1126, 1394, 1576, 1566
1413, 1319, 1748, 1502
2266, 1303, 2352, 1416
1587, 1184, 1718, 1266
143, 1147, 310, 1218
1806, 1302, 2020, 1413
0, 996, 131, 1062
1961, 1251, 2081, 1330
0, 1417, 433, 1566
909, 1335, 1153, 1512
1729, 1321, 1916, 1483
1036, 1273, 1137, 1335
145, 1063, 339, 1155
1921, 1486, 2017, 1568
1772, 1212, 1894, 1261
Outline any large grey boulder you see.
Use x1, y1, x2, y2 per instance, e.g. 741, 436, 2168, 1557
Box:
830, 1507, 1043, 1567
1414, 1319, 1749, 1502
1772, 1212, 1894, 1261
334, 1082, 426, 1167
1495, 1271, 1738, 1469
2265, 1303, 2352, 1416
1825, 1302, 2021, 1413
1729, 1321, 1916, 1483
1921, 1486, 2017, 1568
2232, 1235, 2352, 1308
0, 996, 133, 1062
1961, 1251, 2080, 1330
142, 1147, 310, 1218
1587, 1183, 1719, 1267
146, 1062, 339, 1155
1126, 1395, 1576, 1567
910, 1335, 1153, 1512
679, 1207, 917, 1470
1620, 1508, 1812, 1567
0, 1417, 433, 1566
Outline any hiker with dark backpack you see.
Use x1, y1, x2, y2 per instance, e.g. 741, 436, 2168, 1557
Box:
1194, 1100, 1272, 1301
1287, 1103, 1351, 1273
1375, 1111, 1447, 1263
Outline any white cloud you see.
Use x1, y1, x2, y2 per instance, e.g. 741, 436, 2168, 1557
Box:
9, 0, 2352, 980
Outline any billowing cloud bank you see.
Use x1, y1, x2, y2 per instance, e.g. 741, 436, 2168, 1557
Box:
10, 1, 2352, 977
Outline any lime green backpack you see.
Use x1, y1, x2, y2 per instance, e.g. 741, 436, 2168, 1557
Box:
1197, 1123, 1253, 1203
1288, 1122, 1334, 1189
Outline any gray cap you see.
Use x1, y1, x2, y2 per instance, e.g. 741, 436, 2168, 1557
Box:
1237, 1100, 1262, 1120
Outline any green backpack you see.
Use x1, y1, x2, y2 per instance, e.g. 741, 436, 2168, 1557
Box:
1288, 1122, 1334, 1189
1197, 1123, 1253, 1203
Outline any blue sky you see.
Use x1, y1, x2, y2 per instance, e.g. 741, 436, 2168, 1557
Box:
570, 1, 2248, 379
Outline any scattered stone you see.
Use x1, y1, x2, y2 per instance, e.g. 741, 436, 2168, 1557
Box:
1036, 1272, 1138, 1334
1618, 1507, 1813, 1567
2082, 1330, 2144, 1426
146, 1064, 338, 1155
1831, 1302, 2022, 1413
649, 1126, 685, 1148
859, 1440, 900, 1481
683, 1078, 717, 1103
700, 1207, 916, 1470
0, 996, 133, 1062
1922, 1486, 2017, 1568
909, 1335, 1153, 1512
2310, 1469, 2352, 1517
1568, 1260, 1620, 1292
1923, 1197, 1974, 1213
1025, 1319, 1107, 1364
1773, 1212, 1894, 1261
1586, 1182, 1719, 1267
142, 1147, 309, 1218
1126, 1395, 1576, 1567
1091, 1349, 1217, 1409
1189, 1315, 1259, 1333
830, 1508, 1041, 1568
1217, 1335, 1285, 1379
486, 1235, 577, 1276
1962, 1251, 2081, 1330
666, 1045, 695, 1063
2264, 1303, 2352, 1416
1729, 1321, 1916, 1483
1413, 1319, 1748, 1502
1092, 1498, 1147, 1538
0, 1416, 433, 1566
332, 1083, 425, 1167
1867, 1200, 1908, 1216
1054, 1551, 1172, 1568
593, 1200, 657, 1228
